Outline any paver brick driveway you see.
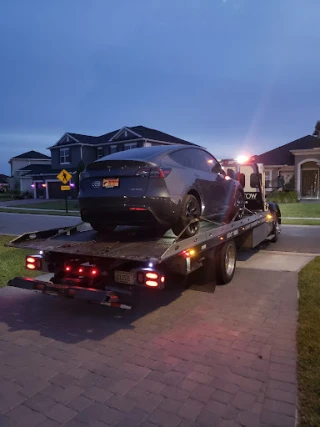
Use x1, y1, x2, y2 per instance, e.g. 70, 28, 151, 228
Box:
0, 266, 298, 427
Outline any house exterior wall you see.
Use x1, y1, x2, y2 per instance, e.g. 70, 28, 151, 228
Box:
294, 153, 320, 198
20, 177, 33, 193
82, 146, 98, 165
51, 146, 81, 169
11, 159, 50, 175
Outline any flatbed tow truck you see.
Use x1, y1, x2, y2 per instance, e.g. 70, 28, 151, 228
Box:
5, 159, 281, 310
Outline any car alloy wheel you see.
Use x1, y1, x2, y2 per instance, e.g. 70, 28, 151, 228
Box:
172, 194, 201, 238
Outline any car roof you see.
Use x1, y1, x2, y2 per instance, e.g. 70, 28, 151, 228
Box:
95, 144, 198, 163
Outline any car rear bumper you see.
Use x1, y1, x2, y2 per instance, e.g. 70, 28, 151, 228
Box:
78, 196, 177, 227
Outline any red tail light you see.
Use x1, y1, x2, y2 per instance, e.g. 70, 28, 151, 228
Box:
91, 269, 98, 276
146, 272, 158, 280
129, 207, 147, 211
146, 280, 158, 287
65, 266, 71, 272
135, 167, 171, 178
25, 254, 42, 271
149, 168, 171, 178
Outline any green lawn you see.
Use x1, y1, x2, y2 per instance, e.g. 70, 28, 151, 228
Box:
279, 203, 320, 218
297, 257, 320, 427
0, 235, 39, 288
10, 200, 79, 211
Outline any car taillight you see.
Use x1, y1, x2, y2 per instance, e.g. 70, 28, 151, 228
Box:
150, 168, 171, 178
135, 167, 171, 178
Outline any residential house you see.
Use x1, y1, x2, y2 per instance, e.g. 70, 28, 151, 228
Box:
254, 134, 320, 200
24, 125, 196, 199
0, 173, 9, 192
8, 151, 51, 193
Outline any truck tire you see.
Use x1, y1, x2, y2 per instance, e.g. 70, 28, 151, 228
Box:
270, 217, 279, 243
215, 240, 237, 284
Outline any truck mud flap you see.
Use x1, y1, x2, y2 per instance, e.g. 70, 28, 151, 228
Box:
7, 277, 132, 310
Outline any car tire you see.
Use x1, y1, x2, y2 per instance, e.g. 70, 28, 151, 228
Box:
90, 221, 116, 234
172, 194, 201, 238
148, 225, 168, 237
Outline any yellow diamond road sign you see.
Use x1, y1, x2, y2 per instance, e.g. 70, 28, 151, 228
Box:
57, 169, 72, 184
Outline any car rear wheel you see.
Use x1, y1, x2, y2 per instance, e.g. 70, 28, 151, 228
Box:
90, 221, 116, 234
172, 194, 201, 238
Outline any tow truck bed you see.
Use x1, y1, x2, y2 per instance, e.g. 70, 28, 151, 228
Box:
6, 213, 269, 263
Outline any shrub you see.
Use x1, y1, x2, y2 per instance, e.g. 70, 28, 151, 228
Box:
267, 190, 298, 204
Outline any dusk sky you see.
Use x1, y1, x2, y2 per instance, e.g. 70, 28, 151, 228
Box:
1, 0, 319, 174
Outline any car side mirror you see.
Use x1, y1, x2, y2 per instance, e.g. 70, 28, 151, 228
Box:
212, 164, 222, 174
250, 173, 260, 187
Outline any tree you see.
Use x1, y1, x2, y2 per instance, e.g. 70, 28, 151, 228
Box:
313, 120, 320, 138
75, 160, 86, 193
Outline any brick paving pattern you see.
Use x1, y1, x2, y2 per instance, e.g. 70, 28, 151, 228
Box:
0, 268, 298, 426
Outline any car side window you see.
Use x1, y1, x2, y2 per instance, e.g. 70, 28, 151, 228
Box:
201, 151, 219, 172
169, 149, 193, 168
170, 149, 219, 172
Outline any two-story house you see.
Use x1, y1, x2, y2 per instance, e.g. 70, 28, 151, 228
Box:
24, 125, 196, 199
8, 150, 51, 194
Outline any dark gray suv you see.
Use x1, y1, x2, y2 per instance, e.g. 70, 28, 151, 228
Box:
78, 144, 245, 237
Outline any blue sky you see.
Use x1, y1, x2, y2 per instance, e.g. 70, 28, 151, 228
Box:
0, 0, 319, 174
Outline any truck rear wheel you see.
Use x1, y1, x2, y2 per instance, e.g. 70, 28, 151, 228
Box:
216, 240, 237, 284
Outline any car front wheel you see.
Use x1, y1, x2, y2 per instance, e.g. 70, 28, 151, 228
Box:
172, 194, 201, 238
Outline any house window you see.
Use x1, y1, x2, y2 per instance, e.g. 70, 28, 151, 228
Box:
97, 147, 103, 159
124, 142, 137, 150
144, 142, 152, 147
60, 148, 70, 164
265, 171, 271, 187
110, 145, 117, 154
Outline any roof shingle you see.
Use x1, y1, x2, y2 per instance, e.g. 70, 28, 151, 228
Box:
11, 150, 51, 160
254, 135, 320, 166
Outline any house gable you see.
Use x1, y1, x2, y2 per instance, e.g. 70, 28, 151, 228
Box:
109, 127, 142, 142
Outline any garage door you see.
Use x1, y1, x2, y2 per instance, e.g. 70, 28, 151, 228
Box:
48, 182, 77, 199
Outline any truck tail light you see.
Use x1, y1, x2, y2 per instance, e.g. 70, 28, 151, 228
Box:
137, 270, 165, 288
91, 269, 98, 276
146, 280, 158, 287
146, 272, 158, 280
25, 255, 42, 271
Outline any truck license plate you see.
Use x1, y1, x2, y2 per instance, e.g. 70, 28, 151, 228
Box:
114, 270, 135, 285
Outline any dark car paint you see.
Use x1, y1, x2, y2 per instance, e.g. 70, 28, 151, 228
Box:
78, 144, 243, 228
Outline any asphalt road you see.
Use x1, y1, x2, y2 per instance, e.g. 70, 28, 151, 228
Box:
0, 212, 80, 236
264, 224, 320, 254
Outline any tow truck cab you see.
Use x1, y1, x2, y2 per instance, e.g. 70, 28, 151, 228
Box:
220, 158, 281, 223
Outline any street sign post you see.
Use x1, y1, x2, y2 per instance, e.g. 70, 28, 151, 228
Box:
57, 169, 73, 214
